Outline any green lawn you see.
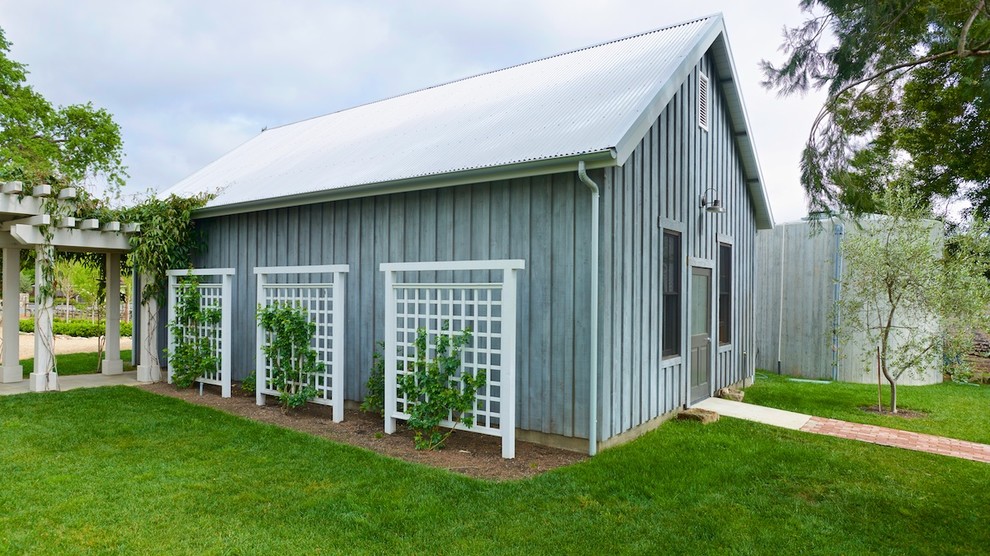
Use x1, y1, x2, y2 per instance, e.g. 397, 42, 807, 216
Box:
745, 372, 990, 444
0, 387, 988, 554
20, 350, 134, 378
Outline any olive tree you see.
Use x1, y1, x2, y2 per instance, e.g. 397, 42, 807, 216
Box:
839, 187, 990, 412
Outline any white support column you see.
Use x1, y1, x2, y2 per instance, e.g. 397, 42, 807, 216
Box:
220, 272, 232, 398
332, 270, 345, 423
501, 267, 518, 459
383, 268, 397, 434
255, 271, 266, 406
101, 253, 123, 375
30, 245, 56, 392
136, 273, 161, 383
1, 248, 22, 383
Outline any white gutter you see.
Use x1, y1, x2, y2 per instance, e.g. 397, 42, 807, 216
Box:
577, 161, 600, 456
191, 150, 617, 219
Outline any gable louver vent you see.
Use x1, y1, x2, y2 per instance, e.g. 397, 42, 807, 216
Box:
699, 72, 710, 131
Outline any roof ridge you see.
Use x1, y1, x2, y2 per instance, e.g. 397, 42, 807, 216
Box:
266, 13, 719, 132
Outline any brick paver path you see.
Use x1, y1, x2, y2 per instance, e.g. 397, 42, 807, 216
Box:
801, 416, 990, 464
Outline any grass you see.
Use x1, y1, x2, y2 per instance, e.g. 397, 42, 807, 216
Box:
745, 372, 990, 444
0, 387, 988, 554
20, 350, 134, 378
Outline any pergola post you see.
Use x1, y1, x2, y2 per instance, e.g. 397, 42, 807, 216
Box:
30, 244, 56, 392
101, 252, 123, 375
136, 273, 160, 382
1, 248, 22, 383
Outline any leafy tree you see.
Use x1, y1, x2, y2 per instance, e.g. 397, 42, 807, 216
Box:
762, 1, 990, 217
53, 258, 100, 319
0, 27, 126, 189
839, 185, 990, 412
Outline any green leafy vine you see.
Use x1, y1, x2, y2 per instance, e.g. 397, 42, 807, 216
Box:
257, 302, 322, 411
167, 274, 221, 388
398, 322, 486, 451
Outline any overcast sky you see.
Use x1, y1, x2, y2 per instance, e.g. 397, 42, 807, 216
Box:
2, 0, 826, 223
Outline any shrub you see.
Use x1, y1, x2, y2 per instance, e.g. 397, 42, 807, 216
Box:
241, 369, 257, 394
360, 341, 386, 416
398, 322, 485, 451
19, 318, 133, 337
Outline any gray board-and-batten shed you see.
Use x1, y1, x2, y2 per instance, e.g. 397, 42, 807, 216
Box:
158, 13, 774, 454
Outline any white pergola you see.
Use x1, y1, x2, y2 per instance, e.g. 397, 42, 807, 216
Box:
0, 181, 140, 392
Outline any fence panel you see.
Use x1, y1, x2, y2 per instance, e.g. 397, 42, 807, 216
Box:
254, 265, 349, 421
381, 259, 523, 459
166, 268, 234, 397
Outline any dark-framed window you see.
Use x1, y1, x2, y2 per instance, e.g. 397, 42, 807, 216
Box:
718, 243, 731, 345
662, 230, 681, 357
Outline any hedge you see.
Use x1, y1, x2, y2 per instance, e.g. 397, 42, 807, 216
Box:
19, 319, 133, 338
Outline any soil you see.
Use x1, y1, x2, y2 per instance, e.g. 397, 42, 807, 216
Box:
859, 405, 928, 419
138, 382, 587, 481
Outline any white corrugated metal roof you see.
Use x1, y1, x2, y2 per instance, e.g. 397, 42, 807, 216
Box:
163, 13, 773, 228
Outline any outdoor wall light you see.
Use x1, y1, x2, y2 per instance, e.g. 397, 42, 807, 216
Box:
700, 188, 726, 214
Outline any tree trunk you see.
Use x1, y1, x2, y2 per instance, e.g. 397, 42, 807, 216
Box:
880, 341, 898, 413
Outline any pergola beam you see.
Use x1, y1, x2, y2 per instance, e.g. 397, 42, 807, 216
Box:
8, 224, 131, 253
0, 194, 42, 217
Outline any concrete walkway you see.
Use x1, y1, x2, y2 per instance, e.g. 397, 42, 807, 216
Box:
0, 371, 147, 396
695, 397, 990, 465
695, 397, 812, 430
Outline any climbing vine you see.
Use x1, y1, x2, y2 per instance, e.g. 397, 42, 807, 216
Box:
167, 274, 221, 388
32, 188, 62, 381
117, 192, 213, 305
398, 322, 486, 451
257, 302, 322, 410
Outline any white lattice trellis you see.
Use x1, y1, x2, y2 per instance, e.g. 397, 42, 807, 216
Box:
381, 259, 524, 459
254, 265, 349, 421
166, 268, 234, 397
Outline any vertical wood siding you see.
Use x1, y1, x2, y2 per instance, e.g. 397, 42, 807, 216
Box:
192, 175, 593, 440
598, 51, 758, 441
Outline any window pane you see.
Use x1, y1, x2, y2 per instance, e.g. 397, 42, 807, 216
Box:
691, 272, 710, 336
718, 244, 731, 344
662, 230, 681, 357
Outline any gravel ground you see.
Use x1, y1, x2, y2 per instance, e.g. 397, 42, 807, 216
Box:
13, 333, 132, 359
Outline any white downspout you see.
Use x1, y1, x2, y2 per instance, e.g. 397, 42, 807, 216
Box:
577, 161, 600, 456
831, 219, 844, 381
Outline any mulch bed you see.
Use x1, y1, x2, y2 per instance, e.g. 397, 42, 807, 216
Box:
859, 405, 928, 419
138, 382, 587, 481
